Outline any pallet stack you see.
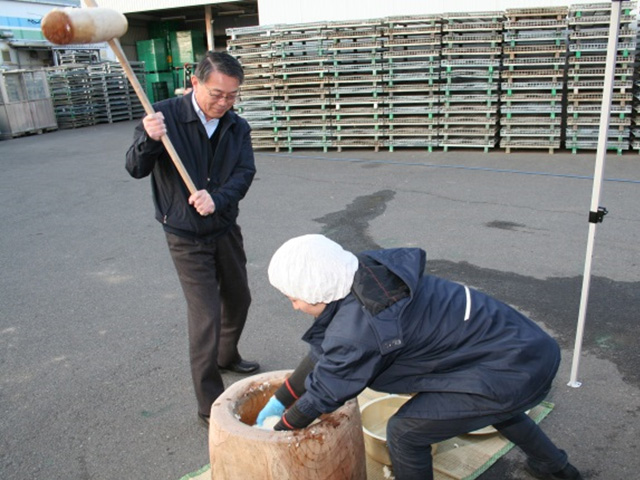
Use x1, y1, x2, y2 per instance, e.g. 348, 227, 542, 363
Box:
124, 62, 147, 121
382, 14, 441, 151
500, 6, 568, 153
46, 62, 146, 129
327, 19, 385, 152
275, 22, 333, 152
634, 21, 640, 152
229, 25, 281, 150
46, 66, 96, 129
57, 50, 99, 65
566, 1, 636, 154
440, 12, 503, 152
87, 64, 112, 123
229, 7, 640, 154
87, 62, 146, 124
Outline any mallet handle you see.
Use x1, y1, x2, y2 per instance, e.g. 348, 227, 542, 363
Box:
84, 0, 197, 195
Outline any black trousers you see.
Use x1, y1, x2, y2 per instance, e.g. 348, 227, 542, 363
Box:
165, 225, 252, 417
386, 393, 568, 480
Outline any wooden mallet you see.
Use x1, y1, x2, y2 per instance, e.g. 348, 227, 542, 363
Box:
41, 0, 197, 195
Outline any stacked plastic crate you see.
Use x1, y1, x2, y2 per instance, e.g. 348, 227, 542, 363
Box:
169, 30, 207, 73
325, 19, 384, 152
440, 12, 503, 152
566, 1, 637, 154
500, 7, 568, 153
136, 38, 174, 103
228, 25, 280, 150
381, 14, 441, 152
273, 22, 333, 152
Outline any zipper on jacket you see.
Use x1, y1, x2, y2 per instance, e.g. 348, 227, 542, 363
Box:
209, 123, 230, 178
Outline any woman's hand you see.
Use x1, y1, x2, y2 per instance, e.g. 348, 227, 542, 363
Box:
255, 396, 285, 426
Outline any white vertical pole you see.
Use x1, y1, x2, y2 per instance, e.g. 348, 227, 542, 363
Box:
568, 0, 622, 388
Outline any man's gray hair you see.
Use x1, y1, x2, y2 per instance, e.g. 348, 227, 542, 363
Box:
194, 51, 244, 84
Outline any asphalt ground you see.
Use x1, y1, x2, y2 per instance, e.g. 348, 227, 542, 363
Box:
1, 120, 639, 480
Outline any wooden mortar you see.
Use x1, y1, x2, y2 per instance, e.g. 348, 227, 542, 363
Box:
209, 369, 367, 479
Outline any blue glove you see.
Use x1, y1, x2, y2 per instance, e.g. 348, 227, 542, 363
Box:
256, 396, 285, 426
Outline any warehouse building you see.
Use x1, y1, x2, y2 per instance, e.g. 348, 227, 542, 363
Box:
1, 0, 83, 68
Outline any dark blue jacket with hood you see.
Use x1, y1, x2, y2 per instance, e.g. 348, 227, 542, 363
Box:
289, 247, 560, 423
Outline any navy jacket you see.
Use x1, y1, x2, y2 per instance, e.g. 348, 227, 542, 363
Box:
125, 93, 255, 239
294, 248, 561, 421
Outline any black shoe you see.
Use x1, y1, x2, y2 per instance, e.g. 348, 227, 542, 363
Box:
218, 359, 260, 374
525, 460, 584, 480
198, 412, 210, 428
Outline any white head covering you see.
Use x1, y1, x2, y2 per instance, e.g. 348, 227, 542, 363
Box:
268, 234, 359, 304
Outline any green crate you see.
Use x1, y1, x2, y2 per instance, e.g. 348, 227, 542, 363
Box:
169, 31, 206, 65
145, 72, 176, 103
152, 82, 170, 103
136, 39, 170, 72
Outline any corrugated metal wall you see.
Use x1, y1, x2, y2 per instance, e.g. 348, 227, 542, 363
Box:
256, 0, 604, 25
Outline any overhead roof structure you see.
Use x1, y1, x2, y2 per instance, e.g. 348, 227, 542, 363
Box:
96, 0, 259, 25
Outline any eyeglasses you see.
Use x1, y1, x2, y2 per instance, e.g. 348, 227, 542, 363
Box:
201, 84, 239, 103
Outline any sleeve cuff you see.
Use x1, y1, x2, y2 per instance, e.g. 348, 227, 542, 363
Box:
274, 403, 317, 431
274, 353, 316, 408
274, 378, 299, 407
